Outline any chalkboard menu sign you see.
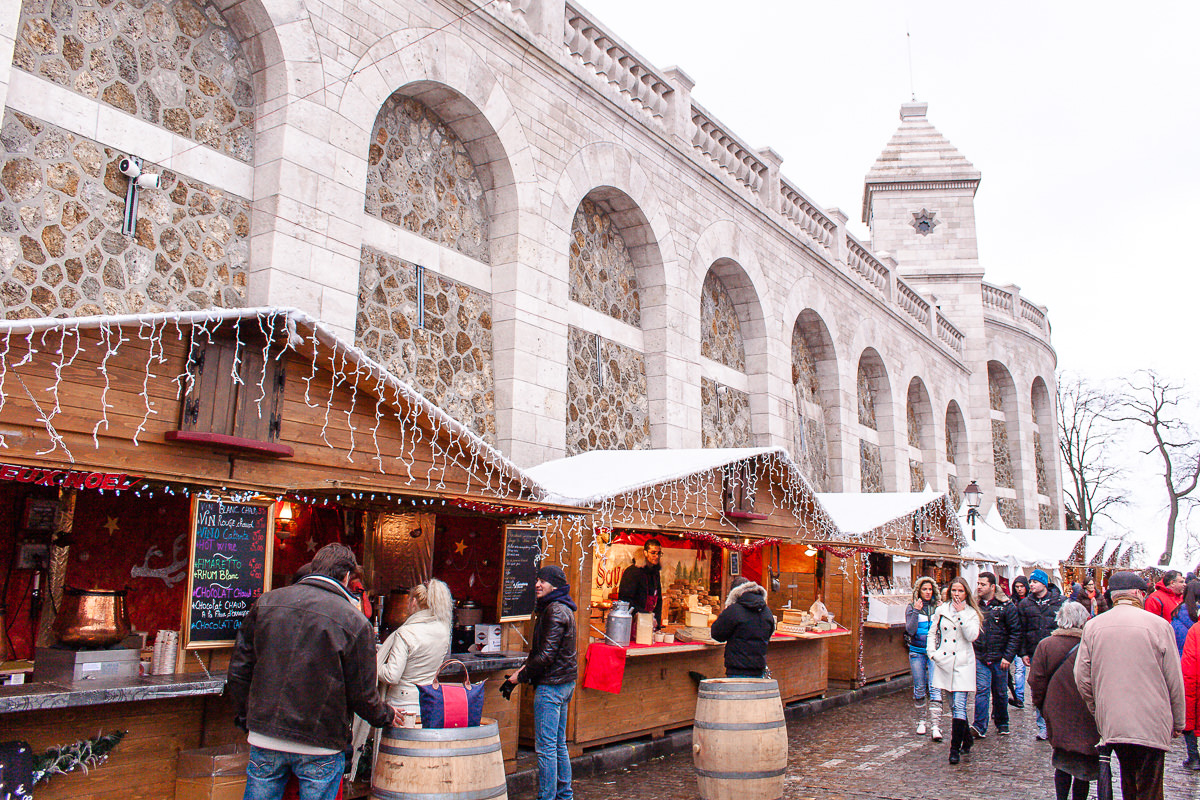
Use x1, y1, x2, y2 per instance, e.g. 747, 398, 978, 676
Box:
183, 497, 274, 648
498, 525, 543, 622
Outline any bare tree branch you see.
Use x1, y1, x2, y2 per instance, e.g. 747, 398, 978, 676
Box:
1057, 373, 1127, 535
1107, 369, 1200, 565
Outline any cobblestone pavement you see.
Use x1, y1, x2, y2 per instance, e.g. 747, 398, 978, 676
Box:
513, 690, 1200, 800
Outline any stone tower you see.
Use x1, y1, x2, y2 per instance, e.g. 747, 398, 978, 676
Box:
862, 102, 982, 281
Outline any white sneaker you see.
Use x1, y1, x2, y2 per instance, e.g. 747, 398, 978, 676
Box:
931, 724, 943, 742
917, 720, 927, 735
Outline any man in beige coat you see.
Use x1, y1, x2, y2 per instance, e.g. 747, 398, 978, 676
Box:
1074, 571, 1185, 800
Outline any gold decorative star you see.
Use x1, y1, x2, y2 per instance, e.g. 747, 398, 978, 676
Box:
102, 516, 120, 536
454, 540, 468, 555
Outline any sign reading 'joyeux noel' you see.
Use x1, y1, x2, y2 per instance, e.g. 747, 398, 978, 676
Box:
0, 463, 142, 491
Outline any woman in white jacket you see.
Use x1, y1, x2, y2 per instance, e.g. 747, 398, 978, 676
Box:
927, 576, 982, 765
350, 579, 452, 779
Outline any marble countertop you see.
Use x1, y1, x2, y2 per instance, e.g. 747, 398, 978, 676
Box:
439, 651, 526, 675
0, 670, 226, 714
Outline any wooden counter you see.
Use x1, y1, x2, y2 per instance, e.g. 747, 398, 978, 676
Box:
567, 634, 830, 749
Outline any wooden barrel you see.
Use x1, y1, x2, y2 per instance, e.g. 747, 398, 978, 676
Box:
692, 678, 787, 800
371, 718, 507, 800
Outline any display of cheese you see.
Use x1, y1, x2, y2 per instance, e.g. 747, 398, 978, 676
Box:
687, 609, 711, 628
634, 612, 655, 645
866, 594, 909, 625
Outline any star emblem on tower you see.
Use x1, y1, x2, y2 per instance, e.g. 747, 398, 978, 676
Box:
911, 208, 939, 236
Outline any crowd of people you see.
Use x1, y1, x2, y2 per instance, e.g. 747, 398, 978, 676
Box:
904, 566, 1199, 800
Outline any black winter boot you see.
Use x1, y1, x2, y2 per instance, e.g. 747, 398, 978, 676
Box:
948, 719, 962, 765
960, 719, 973, 759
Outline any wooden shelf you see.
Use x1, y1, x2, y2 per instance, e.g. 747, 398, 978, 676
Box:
624, 643, 717, 657
863, 621, 906, 630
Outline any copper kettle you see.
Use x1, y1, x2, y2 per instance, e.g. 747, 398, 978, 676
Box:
54, 587, 131, 647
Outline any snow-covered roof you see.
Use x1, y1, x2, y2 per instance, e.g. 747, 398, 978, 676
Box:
1084, 536, 1109, 564
1005, 528, 1086, 564
814, 488, 941, 535
526, 447, 783, 506
0, 307, 541, 499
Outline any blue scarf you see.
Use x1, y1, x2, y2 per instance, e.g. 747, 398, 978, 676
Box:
537, 585, 576, 611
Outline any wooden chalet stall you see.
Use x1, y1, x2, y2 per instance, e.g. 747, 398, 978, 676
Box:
524, 448, 850, 750
814, 491, 964, 689
0, 309, 571, 799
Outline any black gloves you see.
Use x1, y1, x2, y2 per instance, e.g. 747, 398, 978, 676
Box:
499, 678, 516, 700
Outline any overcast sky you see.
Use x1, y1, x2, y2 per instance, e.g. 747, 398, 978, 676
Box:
580, 0, 1200, 562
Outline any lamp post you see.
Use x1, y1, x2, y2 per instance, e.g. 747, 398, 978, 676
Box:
964, 480, 982, 541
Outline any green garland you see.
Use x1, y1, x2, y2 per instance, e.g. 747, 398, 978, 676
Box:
31, 730, 126, 787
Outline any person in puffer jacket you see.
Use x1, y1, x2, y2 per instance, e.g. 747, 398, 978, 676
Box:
905, 576, 943, 740
711, 577, 776, 678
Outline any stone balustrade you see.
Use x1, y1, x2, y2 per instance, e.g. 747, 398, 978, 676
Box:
689, 102, 769, 192
981, 281, 1051, 339
845, 236, 890, 296
780, 178, 836, 252
981, 281, 1015, 314
937, 314, 965, 356
896, 280, 931, 327
564, 3, 674, 122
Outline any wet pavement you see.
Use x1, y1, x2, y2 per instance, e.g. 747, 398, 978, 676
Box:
512, 689, 1200, 800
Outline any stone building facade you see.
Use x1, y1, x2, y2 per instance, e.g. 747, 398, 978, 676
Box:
0, 0, 1061, 526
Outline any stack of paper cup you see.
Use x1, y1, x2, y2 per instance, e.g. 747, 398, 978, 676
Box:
151, 630, 179, 675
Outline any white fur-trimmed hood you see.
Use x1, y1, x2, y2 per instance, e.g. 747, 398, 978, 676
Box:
725, 580, 767, 608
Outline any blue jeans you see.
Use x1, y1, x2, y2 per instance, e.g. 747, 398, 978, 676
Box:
973, 660, 1010, 733
947, 690, 969, 720
908, 652, 942, 705
1012, 656, 1026, 702
534, 681, 575, 800
244, 746, 344, 800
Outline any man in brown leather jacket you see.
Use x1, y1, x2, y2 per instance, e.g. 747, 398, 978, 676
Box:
228, 543, 401, 800
504, 565, 577, 800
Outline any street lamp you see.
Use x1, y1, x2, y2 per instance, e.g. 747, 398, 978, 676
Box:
964, 480, 982, 541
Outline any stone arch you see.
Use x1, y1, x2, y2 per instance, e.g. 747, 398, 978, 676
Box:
945, 400, 969, 507
1031, 376, 1059, 529
906, 377, 934, 491
364, 91, 492, 263
790, 308, 838, 491
698, 257, 767, 449
857, 347, 895, 492
988, 360, 1025, 527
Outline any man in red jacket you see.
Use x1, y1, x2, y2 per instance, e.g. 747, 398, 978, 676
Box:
1145, 570, 1186, 622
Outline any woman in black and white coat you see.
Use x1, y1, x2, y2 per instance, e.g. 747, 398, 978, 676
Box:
927, 576, 983, 765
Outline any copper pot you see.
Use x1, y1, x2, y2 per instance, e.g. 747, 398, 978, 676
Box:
54, 587, 131, 647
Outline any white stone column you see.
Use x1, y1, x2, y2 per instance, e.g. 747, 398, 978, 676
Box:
0, 0, 21, 115
521, 0, 566, 50
644, 281, 703, 450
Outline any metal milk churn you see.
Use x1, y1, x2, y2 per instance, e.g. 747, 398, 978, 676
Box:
605, 601, 634, 647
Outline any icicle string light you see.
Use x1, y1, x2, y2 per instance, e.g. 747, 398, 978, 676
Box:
0, 308, 540, 502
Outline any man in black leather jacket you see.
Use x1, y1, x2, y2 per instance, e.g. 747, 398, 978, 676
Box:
228, 543, 399, 800
970, 572, 1020, 738
711, 577, 776, 678
504, 565, 577, 800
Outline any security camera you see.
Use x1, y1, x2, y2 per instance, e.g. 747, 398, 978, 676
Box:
135, 173, 160, 189
118, 157, 142, 178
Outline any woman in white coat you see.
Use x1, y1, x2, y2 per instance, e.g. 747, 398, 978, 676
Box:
377, 578, 454, 718
927, 576, 983, 765
350, 579, 453, 779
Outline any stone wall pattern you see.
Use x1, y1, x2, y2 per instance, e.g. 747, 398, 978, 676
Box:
699, 272, 745, 371
992, 419, 1014, 489
907, 402, 921, 449
989, 377, 1004, 411
857, 363, 877, 430
946, 424, 957, 464
792, 413, 829, 492
365, 95, 489, 263
13, 0, 254, 163
860, 440, 883, 493
1039, 504, 1055, 530
998, 498, 1022, 529
947, 474, 961, 509
565, 325, 650, 455
701, 377, 751, 448
356, 247, 495, 443
910, 460, 924, 492
791, 330, 819, 405
1034, 431, 1049, 494
569, 198, 640, 327
0, 111, 248, 317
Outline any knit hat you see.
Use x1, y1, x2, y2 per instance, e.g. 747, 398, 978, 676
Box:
1108, 571, 1148, 593
537, 565, 569, 589
1029, 569, 1049, 587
